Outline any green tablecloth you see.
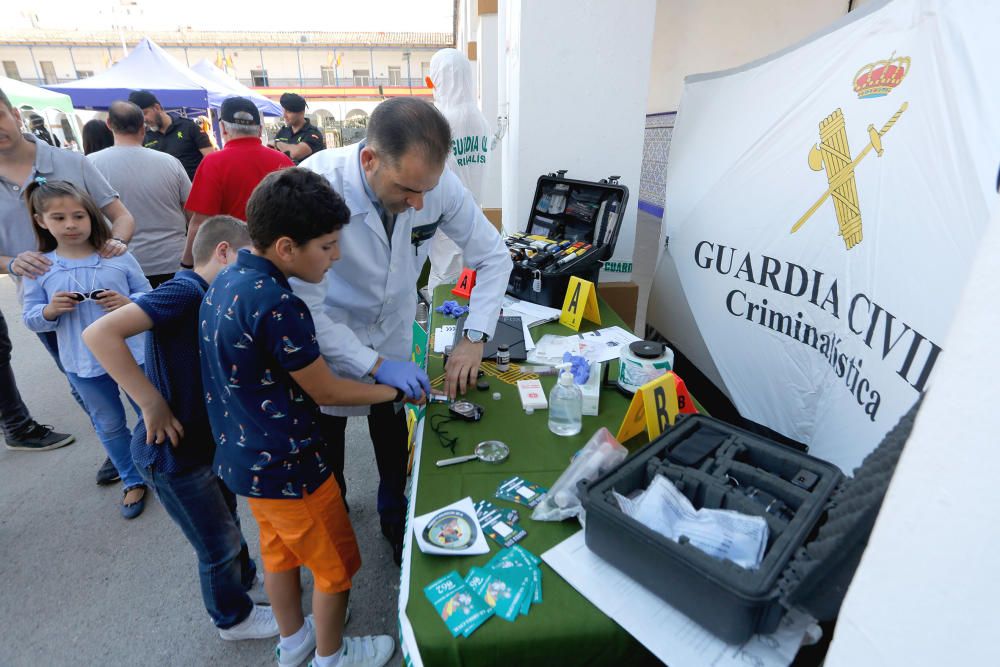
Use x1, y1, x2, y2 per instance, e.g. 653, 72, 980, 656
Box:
399, 287, 667, 666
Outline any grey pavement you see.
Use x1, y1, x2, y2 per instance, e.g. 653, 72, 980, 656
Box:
0, 275, 403, 666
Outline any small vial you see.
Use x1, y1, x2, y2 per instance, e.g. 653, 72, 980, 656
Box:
496, 344, 510, 372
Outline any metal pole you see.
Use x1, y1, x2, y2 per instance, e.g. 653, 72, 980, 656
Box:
68, 46, 79, 78
297, 47, 303, 87
369, 48, 374, 87
405, 52, 412, 95
28, 45, 41, 83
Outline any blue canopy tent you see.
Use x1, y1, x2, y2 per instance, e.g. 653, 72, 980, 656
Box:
45, 37, 228, 114
190, 60, 282, 117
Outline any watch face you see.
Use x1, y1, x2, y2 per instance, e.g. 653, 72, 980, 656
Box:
423, 509, 477, 550
464, 329, 484, 343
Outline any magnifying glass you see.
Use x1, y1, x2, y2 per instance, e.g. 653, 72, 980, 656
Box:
436, 440, 509, 467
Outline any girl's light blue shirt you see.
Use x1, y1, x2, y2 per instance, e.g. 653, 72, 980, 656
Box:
22, 250, 150, 378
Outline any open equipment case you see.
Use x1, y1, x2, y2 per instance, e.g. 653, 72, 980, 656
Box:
505, 170, 629, 308
580, 406, 914, 645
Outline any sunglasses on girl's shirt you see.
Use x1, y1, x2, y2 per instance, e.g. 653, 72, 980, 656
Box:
67, 289, 108, 302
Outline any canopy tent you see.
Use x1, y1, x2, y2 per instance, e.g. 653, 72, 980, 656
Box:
0, 76, 75, 114
190, 60, 282, 117
44, 37, 230, 113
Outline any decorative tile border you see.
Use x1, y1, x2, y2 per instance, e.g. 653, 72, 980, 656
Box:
639, 111, 676, 219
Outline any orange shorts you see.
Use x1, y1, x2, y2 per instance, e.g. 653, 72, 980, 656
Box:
247, 476, 361, 594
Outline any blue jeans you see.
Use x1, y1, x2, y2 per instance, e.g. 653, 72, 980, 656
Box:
36, 331, 88, 414
141, 463, 256, 629
65, 371, 144, 489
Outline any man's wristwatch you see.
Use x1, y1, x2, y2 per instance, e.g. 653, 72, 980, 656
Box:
463, 328, 487, 343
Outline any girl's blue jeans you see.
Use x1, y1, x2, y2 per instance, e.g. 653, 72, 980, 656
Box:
66, 370, 144, 490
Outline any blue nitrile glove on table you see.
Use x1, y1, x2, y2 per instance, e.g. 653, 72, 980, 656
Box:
435, 300, 470, 318
374, 359, 432, 400
562, 352, 591, 384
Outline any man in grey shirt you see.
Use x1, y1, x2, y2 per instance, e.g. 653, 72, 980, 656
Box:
0, 87, 134, 463
89, 101, 191, 287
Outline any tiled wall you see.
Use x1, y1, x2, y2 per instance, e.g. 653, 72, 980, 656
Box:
638, 112, 676, 219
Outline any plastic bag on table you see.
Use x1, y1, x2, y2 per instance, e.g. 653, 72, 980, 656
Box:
531, 427, 628, 522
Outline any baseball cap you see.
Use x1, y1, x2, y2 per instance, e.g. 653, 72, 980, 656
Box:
220, 96, 261, 125
128, 90, 160, 109
279, 92, 307, 113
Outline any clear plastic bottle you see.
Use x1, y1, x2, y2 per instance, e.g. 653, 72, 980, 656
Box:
548, 370, 583, 436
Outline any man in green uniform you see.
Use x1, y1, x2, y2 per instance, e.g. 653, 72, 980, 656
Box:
273, 93, 326, 164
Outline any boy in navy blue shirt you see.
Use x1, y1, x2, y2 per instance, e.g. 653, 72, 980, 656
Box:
83, 216, 280, 641
200, 168, 405, 667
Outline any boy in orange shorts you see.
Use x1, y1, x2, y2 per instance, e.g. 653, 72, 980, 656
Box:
200, 168, 411, 667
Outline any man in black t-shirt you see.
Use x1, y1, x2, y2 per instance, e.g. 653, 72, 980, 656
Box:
273, 92, 325, 164
129, 90, 215, 180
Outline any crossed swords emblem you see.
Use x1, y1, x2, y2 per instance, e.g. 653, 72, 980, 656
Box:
791, 101, 908, 249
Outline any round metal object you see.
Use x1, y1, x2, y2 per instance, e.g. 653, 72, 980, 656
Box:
473, 440, 509, 463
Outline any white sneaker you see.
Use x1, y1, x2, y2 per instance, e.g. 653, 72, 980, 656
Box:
276, 616, 317, 667
219, 604, 280, 641
311, 635, 394, 667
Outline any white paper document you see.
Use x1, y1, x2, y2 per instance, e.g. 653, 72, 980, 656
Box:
432, 325, 457, 353
577, 326, 641, 363
615, 475, 768, 569
542, 531, 818, 667
500, 296, 562, 327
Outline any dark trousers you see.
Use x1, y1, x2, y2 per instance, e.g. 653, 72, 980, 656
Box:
319, 402, 409, 526
0, 308, 32, 438
146, 273, 175, 289
34, 331, 88, 414
141, 463, 256, 629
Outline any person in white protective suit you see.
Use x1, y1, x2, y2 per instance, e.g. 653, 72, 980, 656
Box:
426, 47, 493, 292
291, 97, 512, 565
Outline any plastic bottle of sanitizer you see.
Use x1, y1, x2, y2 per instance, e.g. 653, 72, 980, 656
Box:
548, 369, 582, 436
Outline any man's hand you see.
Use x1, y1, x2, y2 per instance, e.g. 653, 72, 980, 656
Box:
43, 291, 79, 320
445, 339, 484, 400
11, 251, 52, 279
373, 359, 432, 400
141, 394, 184, 447
94, 290, 131, 312
98, 238, 128, 258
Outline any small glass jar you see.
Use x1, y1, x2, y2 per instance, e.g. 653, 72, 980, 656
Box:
496, 344, 510, 372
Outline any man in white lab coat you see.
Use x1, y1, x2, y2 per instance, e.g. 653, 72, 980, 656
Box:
294, 97, 512, 564
425, 47, 492, 292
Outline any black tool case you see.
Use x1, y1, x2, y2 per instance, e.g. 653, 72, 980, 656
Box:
505, 170, 629, 307
579, 408, 913, 645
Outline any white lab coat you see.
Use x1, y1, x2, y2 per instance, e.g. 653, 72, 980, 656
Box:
426, 47, 493, 291
292, 142, 512, 416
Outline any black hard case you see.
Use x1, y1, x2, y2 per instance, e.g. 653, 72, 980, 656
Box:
505, 171, 629, 307
580, 409, 912, 645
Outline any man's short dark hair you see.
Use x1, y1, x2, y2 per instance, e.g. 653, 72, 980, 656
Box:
367, 97, 451, 167
0, 88, 12, 111
192, 215, 251, 265
245, 167, 350, 251
107, 100, 145, 134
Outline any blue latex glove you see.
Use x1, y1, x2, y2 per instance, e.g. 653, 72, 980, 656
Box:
562, 352, 590, 385
374, 359, 432, 400
434, 300, 470, 318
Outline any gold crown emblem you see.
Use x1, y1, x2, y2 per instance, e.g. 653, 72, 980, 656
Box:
853, 52, 910, 99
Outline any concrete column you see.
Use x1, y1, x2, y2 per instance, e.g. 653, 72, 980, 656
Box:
498, 0, 656, 283
477, 10, 501, 212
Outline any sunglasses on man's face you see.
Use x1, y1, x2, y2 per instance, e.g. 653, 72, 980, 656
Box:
67, 289, 107, 302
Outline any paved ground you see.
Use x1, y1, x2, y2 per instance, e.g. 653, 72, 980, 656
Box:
0, 275, 403, 666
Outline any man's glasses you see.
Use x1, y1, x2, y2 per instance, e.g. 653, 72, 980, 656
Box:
67, 289, 107, 302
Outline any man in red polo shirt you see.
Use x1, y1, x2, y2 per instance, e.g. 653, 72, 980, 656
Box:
181, 96, 293, 268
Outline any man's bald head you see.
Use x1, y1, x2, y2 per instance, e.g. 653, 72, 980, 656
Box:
107, 100, 145, 136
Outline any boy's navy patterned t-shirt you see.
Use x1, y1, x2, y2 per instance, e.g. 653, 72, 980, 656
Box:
199, 250, 331, 499
130, 270, 214, 472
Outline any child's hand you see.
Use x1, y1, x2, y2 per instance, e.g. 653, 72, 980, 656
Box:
142, 395, 185, 447
405, 391, 428, 407
94, 290, 131, 312
43, 291, 79, 320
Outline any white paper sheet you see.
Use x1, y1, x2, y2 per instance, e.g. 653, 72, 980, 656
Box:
432, 325, 457, 353
412, 496, 490, 556
500, 296, 562, 327
577, 326, 641, 363
542, 531, 817, 667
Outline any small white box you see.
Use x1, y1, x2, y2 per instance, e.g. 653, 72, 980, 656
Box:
581, 362, 602, 416
517, 379, 548, 410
